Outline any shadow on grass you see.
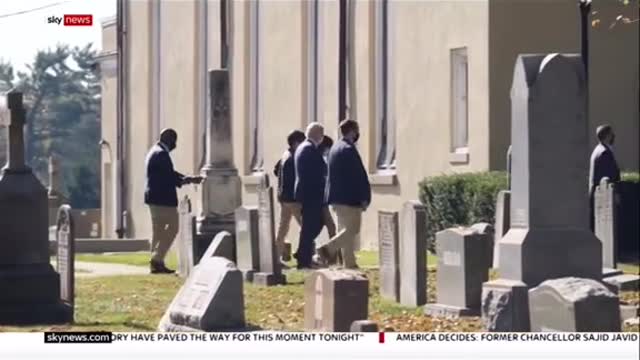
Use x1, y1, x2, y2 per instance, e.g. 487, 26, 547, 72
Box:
72, 320, 155, 331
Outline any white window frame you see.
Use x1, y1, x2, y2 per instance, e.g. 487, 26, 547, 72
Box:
306, 0, 322, 124
375, 0, 395, 171
150, 0, 162, 144
196, 0, 208, 171
248, 0, 263, 173
450, 47, 469, 155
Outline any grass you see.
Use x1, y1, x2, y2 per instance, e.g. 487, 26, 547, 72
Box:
74, 251, 179, 270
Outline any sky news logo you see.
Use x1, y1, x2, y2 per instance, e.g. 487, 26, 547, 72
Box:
47, 15, 93, 26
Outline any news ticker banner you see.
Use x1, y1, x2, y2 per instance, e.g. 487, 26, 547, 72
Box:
0, 332, 638, 359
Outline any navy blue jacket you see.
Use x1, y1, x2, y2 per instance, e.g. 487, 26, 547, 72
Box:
589, 143, 621, 193
144, 143, 185, 207
294, 139, 326, 205
325, 138, 371, 207
274, 149, 297, 203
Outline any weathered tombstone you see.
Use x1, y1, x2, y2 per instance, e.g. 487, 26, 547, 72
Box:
56, 204, 75, 322
201, 231, 235, 262
492, 190, 511, 269
177, 196, 196, 278
425, 227, 491, 317
158, 256, 245, 332
0, 90, 69, 324
378, 211, 400, 302
594, 177, 617, 270
399, 201, 427, 307
350, 320, 379, 332
483, 54, 601, 332
529, 277, 620, 332
481, 279, 530, 332
254, 174, 286, 286
471, 222, 495, 270
235, 205, 260, 281
304, 269, 369, 332
196, 69, 241, 265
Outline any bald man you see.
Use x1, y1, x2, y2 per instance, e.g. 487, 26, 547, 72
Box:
145, 128, 203, 274
293, 123, 326, 269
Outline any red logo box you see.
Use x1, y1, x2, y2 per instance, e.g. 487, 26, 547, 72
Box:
64, 14, 93, 26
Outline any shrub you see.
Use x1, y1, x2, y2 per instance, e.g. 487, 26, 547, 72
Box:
622, 172, 640, 183
418, 172, 508, 253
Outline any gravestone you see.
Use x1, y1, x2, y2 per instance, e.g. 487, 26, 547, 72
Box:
483, 54, 601, 331
378, 211, 400, 302
56, 204, 75, 323
254, 174, 285, 286
492, 190, 510, 269
506, 145, 512, 190
594, 177, 617, 270
304, 269, 369, 332
47, 154, 67, 226
177, 196, 196, 278
201, 231, 235, 262
196, 69, 241, 266
481, 279, 530, 332
603, 274, 640, 292
529, 277, 620, 332
235, 205, 260, 281
471, 222, 495, 270
0, 90, 70, 324
350, 320, 379, 332
158, 256, 245, 332
425, 227, 491, 317
399, 201, 427, 307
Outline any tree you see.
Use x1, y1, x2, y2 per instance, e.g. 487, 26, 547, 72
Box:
0, 44, 101, 208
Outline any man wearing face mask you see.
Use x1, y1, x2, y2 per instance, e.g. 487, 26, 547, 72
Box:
588, 124, 621, 231
317, 120, 371, 269
293, 123, 327, 269
145, 128, 203, 274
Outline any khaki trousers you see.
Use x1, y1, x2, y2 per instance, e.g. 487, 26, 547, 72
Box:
275, 202, 302, 257
325, 205, 362, 268
149, 205, 179, 263
322, 206, 337, 238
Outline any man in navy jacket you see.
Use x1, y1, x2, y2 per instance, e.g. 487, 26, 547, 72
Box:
293, 123, 326, 269
145, 128, 202, 274
589, 124, 621, 231
318, 120, 371, 269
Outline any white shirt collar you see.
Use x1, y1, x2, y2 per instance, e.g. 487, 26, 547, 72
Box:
158, 142, 170, 152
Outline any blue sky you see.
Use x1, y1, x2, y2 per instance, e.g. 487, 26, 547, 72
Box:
0, 0, 117, 73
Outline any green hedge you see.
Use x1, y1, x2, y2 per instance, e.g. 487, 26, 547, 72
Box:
418, 171, 639, 253
418, 172, 508, 253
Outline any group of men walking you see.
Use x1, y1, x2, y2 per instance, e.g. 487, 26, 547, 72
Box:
274, 120, 371, 270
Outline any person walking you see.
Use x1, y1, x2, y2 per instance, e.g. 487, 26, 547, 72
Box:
317, 120, 371, 269
144, 128, 203, 274
293, 123, 326, 269
273, 130, 306, 264
589, 124, 621, 231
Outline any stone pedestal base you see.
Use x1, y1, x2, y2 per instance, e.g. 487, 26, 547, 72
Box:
0, 264, 72, 325
603, 268, 623, 278
252, 272, 286, 286
424, 303, 479, 318
481, 279, 530, 332
604, 274, 640, 292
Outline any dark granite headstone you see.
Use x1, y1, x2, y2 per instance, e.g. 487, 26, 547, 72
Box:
529, 277, 620, 332
399, 201, 427, 307
594, 177, 617, 270
350, 320, 379, 332
481, 279, 530, 332
235, 205, 260, 281
425, 227, 490, 318
254, 174, 285, 286
201, 231, 235, 262
56, 204, 75, 322
471, 222, 495, 270
304, 269, 369, 332
177, 196, 196, 278
378, 211, 400, 302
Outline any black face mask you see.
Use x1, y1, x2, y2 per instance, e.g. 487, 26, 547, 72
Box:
166, 141, 177, 152
353, 133, 360, 144
610, 135, 615, 146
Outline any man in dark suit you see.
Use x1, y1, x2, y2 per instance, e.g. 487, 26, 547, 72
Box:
589, 124, 621, 231
145, 128, 203, 274
273, 130, 306, 264
293, 123, 326, 269
317, 120, 371, 269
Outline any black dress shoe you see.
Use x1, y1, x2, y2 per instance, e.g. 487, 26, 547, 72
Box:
150, 261, 176, 274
